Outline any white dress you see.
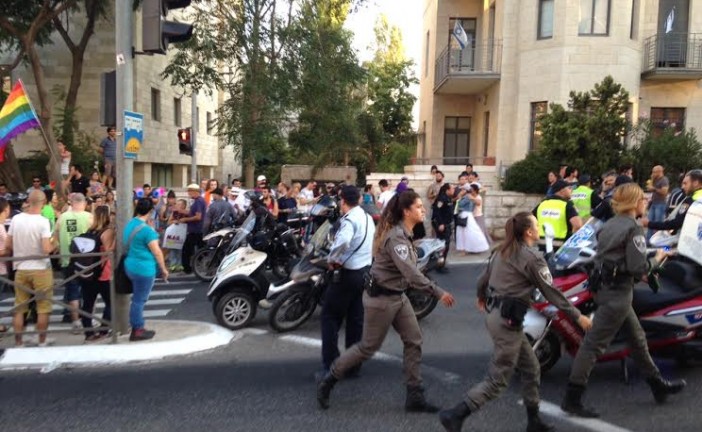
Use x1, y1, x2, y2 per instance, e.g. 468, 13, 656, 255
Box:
456, 198, 489, 253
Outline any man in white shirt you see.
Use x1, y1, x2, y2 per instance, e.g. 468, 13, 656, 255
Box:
299, 180, 317, 212
7, 190, 55, 346
377, 179, 395, 210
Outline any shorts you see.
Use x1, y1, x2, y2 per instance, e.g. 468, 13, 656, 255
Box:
14, 269, 54, 314
104, 158, 116, 177
62, 267, 82, 302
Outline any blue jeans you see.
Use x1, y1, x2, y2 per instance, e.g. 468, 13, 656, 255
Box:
647, 202, 667, 240
126, 269, 155, 330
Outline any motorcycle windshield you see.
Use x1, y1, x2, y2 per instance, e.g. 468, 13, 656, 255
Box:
230, 211, 256, 249
306, 220, 333, 255
548, 218, 602, 270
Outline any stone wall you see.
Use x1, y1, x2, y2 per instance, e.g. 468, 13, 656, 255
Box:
281, 165, 357, 186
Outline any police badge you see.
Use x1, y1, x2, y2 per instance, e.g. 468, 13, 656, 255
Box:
394, 244, 410, 260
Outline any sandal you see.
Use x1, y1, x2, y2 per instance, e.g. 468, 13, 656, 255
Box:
0, 325, 8, 333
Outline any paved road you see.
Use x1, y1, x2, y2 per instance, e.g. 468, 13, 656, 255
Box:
1, 265, 700, 432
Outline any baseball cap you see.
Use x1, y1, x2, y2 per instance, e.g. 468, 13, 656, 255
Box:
229, 187, 242, 195
401, 176, 409, 182
551, 180, 570, 194
187, 183, 200, 190
326, 182, 336, 188
257, 175, 267, 182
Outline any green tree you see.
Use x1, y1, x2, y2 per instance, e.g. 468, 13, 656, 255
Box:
538, 75, 630, 178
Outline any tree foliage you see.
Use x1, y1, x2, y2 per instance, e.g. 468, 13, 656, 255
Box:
503, 151, 554, 194
538, 75, 630, 179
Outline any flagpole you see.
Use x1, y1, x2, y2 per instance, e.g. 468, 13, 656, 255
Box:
18, 79, 62, 183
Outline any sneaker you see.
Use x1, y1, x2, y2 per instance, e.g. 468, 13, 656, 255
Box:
37, 338, 55, 347
129, 328, 156, 342
72, 320, 83, 335
85, 334, 107, 343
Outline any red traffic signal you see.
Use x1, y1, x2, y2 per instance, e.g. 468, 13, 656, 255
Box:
178, 127, 192, 155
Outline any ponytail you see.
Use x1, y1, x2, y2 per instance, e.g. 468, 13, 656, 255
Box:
373, 190, 421, 254
498, 211, 533, 258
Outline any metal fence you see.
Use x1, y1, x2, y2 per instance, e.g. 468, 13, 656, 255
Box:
0, 251, 117, 346
642, 32, 702, 72
434, 39, 502, 89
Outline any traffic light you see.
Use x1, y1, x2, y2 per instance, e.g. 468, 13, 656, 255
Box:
178, 127, 192, 155
143, 0, 194, 54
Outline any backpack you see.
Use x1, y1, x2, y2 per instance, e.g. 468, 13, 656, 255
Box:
69, 230, 104, 281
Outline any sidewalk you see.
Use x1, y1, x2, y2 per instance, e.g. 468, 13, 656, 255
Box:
0, 319, 236, 371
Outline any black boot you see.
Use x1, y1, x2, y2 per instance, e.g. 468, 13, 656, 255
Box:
439, 402, 471, 432
646, 376, 686, 404
526, 405, 555, 432
316, 372, 338, 410
561, 383, 599, 418
405, 385, 440, 413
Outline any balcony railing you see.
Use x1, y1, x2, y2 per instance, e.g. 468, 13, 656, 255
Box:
642, 33, 702, 79
434, 39, 502, 91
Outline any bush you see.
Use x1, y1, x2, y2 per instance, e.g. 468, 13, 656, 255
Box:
503, 152, 553, 195
375, 142, 413, 173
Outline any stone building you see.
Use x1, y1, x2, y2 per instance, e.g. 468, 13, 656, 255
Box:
418, 0, 702, 183
3, 1, 240, 188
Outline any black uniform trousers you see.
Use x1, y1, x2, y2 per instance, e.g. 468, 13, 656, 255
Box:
182, 232, 203, 274
321, 266, 368, 370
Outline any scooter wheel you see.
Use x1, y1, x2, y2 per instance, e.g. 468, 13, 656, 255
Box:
193, 249, 217, 282
268, 288, 316, 333
528, 331, 561, 373
215, 290, 257, 330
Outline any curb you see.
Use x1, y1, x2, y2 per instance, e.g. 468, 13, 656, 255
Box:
0, 320, 236, 371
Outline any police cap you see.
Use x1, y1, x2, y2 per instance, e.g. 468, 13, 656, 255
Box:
551, 179, 570, 194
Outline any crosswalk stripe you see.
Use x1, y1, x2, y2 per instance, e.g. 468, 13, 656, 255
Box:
0, 297, 184, 313
0, 288, 193, 304
0, 309, 170, 325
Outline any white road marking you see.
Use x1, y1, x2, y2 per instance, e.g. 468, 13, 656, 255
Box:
0, 289, 192, 304
0, 309, 170, 324
537, 400, 634, 432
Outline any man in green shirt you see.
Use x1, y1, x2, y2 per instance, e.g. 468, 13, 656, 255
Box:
53, 193, 93, 330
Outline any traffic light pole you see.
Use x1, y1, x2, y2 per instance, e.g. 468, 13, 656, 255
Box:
115, 0, 134, 335
191, 90, 197, 183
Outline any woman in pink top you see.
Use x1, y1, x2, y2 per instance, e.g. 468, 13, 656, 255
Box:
80, 206, 115, 341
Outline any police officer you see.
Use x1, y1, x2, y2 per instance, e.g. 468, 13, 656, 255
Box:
320, 185, 375, 376
317, 190, 455, 411
571, 174, 601, 220
591, 174, 633, 222
561, 183, 686, 418
533, 179, 582, 248
439, 211, 591, 432
641, 169, 702, 234
432, 183, 454, 271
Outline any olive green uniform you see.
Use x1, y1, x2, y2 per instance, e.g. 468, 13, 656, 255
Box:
569, 215, 661, 385
331, 224, 445, 387
465, 245, 581, 411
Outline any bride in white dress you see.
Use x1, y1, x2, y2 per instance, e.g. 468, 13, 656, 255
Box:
455, 183, 489, 254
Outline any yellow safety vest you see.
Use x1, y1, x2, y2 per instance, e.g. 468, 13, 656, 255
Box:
571, 186, 593, 219
537, 198, 569, 240
693, 189, 702, 201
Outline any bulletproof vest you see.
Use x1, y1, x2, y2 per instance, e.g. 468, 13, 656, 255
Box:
536, 198, 569, 240
571, 186, 593, 219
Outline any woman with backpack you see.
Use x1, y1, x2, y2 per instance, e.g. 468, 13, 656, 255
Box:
79, 206, 115, 342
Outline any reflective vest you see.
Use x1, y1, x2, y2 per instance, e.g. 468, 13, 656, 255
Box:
693, 189, 702, 201
571, 186, 593, 219
536, 198, 569, 240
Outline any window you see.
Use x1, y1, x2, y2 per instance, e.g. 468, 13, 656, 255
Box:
152, 164, 173, 188
530, 101, 548, 151
206, 111, 214, 135
630, 0, 640, 40
579, 0, 610, 35
424, 31, 430, 77
538, 0, 555, 39
443, 116, 471, 165
174, 98, 181, 126
650, 107, 685, 137
151, 88, 161, 121
483, 112, 490, 157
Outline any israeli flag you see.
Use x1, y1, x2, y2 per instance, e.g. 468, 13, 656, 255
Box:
665, 6, 675, 34
452, 20, 469, 50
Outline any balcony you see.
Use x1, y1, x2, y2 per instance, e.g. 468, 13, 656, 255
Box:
642, 33, 702, 80
434, 39, 502, 95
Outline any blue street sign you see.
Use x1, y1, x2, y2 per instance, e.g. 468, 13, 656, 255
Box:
123, 110, 143, 159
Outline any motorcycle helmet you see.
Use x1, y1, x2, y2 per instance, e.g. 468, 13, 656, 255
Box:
250, 230, 272, 252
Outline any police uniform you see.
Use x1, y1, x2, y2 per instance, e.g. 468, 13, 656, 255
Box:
562, 215, 685, 417
648, 189, 702, 233
318, 224, 446, 412
533, 196, 579, 246
321, 204, 374, 372
439, 245, 580, 431
432, 192, 453, 263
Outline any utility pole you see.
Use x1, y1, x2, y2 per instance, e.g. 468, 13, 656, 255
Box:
115, 0, 134, 335
191, 91, 198, 183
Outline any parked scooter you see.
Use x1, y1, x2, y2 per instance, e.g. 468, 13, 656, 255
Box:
192, 225, 239, 282
266, 223, 447, 332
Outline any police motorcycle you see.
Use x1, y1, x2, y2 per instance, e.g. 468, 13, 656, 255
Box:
207, 192, 302, 330
192, 225, 239, 282
266, 202, 446, 332
526, 216, 702, 375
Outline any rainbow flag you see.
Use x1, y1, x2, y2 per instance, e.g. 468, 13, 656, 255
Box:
0, 80, 41, 162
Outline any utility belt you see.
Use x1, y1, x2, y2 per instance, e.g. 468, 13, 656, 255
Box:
486, 289, 530, 329
363, 273, 404, 297
588, 260, 632, 292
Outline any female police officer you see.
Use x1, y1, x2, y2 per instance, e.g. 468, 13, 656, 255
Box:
317, 190, 456, 412
561, 183, 686, 418
440, 211, 592, 432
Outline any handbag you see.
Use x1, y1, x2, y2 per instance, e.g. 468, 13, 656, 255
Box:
115, 223, 146, 295
455, 217, 468, 227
